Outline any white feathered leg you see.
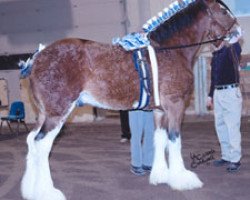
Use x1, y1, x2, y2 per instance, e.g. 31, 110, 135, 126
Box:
167, 136, 203, 190
149, 128, 169, 185
33, 123, 66, 200
21, 129, 40, 200
21, 124, 66, 200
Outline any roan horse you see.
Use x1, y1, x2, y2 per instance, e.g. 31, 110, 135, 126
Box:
20, 0, 240, 199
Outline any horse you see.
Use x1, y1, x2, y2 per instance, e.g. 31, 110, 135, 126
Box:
20, 0, 240, 199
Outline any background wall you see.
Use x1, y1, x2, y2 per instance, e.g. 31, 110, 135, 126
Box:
0, 0, 128, 54
0, 0, 249, 124
238, 17, 250, 53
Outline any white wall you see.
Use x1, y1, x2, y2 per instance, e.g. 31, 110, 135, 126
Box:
0, 70, 20, 103
126, 0, 172, 32
0, 0, 126, 55
238, 17, 250, 54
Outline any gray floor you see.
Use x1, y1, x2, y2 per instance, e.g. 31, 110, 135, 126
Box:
0, 116, 249, 200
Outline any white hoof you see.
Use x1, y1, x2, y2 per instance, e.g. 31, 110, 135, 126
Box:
21, 175, 35, 200
149, 166, 169, 185
21, 183, 66, 200
21, 152, 37, 200
168, 169, 203, 190
35, 188, 66, 200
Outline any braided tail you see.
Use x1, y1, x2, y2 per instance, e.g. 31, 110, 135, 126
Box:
19, 44, 45, 78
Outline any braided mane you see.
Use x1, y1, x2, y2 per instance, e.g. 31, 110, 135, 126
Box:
148, 0, 207, 43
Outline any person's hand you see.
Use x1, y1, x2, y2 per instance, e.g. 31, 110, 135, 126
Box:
227, 27, 242, 44
206, 97, 213, 110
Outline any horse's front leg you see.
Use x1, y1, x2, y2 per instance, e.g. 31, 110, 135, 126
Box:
167, 98, 203, 190
149, 109, 169, 185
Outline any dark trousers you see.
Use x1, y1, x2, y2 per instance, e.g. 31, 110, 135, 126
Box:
119, 110, 131, 139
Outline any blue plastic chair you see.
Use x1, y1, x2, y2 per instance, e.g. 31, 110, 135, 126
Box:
0, 101, 29, 135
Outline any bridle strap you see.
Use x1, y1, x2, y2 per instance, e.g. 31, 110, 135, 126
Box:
226, 18, 238, 32
206, 2, 237, 45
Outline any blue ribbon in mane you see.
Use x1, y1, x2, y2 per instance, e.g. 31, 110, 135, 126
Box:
112, 32, 150, 51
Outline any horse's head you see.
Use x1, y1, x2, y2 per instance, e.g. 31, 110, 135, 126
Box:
204, 0, 240, 47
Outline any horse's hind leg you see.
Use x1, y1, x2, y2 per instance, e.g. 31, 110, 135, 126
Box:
34, 119, 66, 200
21, 115, 45, 200
166, 98, 203, 190
149, 109, 169, 185
21, 103, 76, 200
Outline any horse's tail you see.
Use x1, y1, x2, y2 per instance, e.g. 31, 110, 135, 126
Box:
19, 43, 46, 78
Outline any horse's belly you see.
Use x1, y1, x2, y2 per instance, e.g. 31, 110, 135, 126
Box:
76, 91, 112, 109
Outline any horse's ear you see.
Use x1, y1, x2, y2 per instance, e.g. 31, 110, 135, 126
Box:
203, 0, 216, 4
205, 0, 228, 6
201, 0, 214, 7
203, 0, 224, 8
212, 0, 234, 14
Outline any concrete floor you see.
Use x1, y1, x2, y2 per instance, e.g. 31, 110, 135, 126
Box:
0, 116, 250, 200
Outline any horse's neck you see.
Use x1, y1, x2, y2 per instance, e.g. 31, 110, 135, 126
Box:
160, 16, 208, 66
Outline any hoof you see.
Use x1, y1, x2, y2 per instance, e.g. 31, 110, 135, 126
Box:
36, 188, 66, 200
22, 186, 66, 200
168, 169, 203, 190
21, 166, 36, 200
149, 167, 169, 185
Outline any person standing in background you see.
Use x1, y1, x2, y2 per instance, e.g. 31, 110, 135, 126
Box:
207, 35, 242, 172
119, 110, 131, 143
129, 110, 154, 176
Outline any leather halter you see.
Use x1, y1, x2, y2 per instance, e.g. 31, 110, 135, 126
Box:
206, 1, 238, 41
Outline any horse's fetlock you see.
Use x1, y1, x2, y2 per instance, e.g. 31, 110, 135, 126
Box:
35, 131, 46, 141
168, 131, 180, 142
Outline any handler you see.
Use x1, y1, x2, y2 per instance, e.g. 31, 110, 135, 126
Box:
207, 34, 242, 172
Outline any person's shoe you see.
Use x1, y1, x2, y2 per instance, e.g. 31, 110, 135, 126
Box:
227, 162, 241, 172
120, 138, 129, 143
213, 159, 230, 167
142, 165, 152, 172
130, 166, 146, 176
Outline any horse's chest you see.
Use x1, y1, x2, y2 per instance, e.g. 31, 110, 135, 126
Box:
159, 67, 193, 96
